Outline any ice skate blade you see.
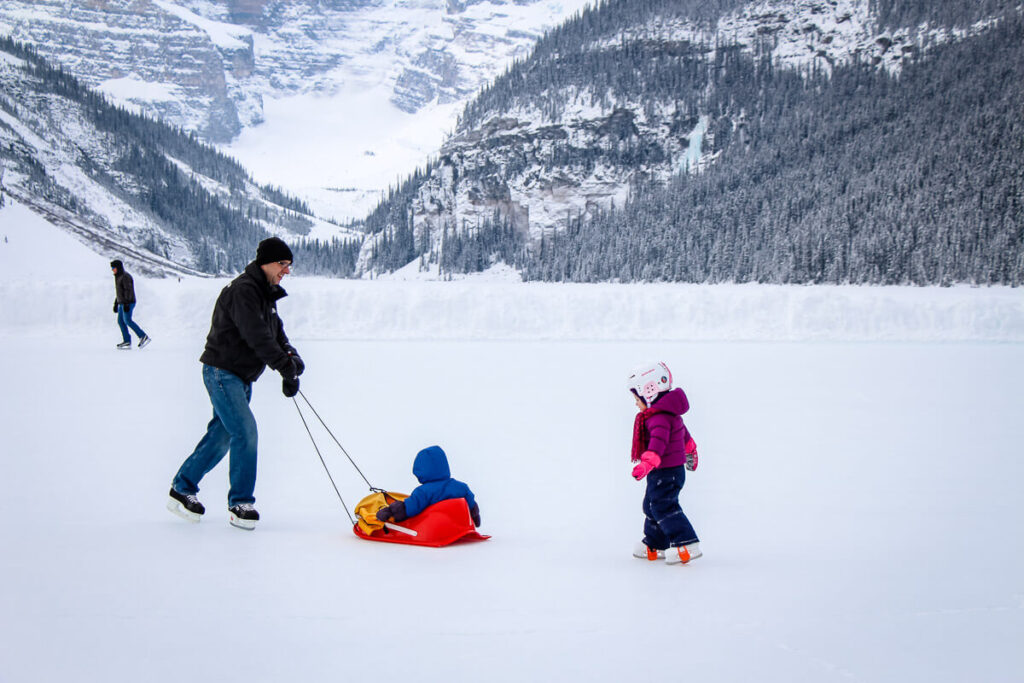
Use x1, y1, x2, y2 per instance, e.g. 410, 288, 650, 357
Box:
167, 498, 201, 523
229, 514, 256, 531
632, 542, 664, 560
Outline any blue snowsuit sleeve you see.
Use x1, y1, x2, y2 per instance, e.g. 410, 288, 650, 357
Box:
402, 487, 431, 518
456, 480, 477, 511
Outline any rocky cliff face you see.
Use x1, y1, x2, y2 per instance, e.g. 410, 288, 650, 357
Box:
0, 0, 590, 142
0, 0, 249, 141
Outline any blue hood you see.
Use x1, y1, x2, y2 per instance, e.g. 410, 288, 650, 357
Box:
413, 445, 451, 483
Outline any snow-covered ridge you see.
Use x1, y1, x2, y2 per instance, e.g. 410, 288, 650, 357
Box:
607, 0, 886, 74
714, 0, 1012, 74
476, 0, 993, 136
595, 0, 1006, 77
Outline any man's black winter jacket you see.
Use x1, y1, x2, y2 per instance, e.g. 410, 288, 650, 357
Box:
114, 271, 137, 304
199, 261, 295, 383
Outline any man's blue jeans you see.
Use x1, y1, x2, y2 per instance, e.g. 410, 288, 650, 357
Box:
116, 303, 147, 342
642, 465, 699, 550
172, 365, 258, 506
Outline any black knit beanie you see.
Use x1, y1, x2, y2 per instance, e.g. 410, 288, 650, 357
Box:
255, 237, 293, 266
110, 259, 123, 272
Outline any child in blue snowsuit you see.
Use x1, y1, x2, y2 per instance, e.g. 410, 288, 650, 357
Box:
376, 445, 481, 527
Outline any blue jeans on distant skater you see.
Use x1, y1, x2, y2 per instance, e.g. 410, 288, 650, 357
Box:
116, 303, 147, 343
642, 465, 699, 550
172, 365, 258, 506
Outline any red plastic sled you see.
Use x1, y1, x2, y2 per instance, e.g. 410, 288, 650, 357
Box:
353, 498, 491, 547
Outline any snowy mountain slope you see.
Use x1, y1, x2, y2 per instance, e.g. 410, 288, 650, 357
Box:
353, 0, 1023, 279
0, 0, 595, 220
0, 195, 113, 278
0, 40, 357, 276
2, 0, 1018, 278
422, 0, 913, 246
524, 13, 1024, 285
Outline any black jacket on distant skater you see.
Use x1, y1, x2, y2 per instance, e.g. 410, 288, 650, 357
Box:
113, 268, 137, 305
200, 261, 297, 383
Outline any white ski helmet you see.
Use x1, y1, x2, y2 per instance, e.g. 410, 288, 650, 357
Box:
628, 361, 673, 406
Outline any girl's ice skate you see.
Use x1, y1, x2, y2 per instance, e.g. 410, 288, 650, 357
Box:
665, 542, 702, 565
632, 542, 665, 561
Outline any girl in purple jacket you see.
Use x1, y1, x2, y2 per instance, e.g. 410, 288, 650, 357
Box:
628, 361, 702, 565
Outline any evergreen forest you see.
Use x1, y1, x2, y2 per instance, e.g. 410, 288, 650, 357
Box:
525, 10, 1024, 284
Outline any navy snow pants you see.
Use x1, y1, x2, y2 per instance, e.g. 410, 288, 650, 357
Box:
642, 465, 699, 550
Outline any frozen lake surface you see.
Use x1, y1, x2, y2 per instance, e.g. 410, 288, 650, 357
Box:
1, 334, 1022, 682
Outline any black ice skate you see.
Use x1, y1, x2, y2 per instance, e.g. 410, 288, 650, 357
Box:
167, 488, 205, 522
228, 503, 259, 530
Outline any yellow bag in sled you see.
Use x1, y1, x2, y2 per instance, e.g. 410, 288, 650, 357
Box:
354, 491, 409, 535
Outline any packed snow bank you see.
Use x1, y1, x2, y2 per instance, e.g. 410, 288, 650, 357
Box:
5, 276, 1024, 343
288, 279, 1024, 342
2, 197, 1023, 341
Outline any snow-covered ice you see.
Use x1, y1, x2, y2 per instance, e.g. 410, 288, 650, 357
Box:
1, 200, 1023, 682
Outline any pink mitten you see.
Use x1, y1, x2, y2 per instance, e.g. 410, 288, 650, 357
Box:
632, 451, 661, 480
684, 436, 698, 472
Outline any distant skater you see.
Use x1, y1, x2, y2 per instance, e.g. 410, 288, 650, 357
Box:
111, 259, 150, 349
627, 361, 702, 565
167, 237, 304, 530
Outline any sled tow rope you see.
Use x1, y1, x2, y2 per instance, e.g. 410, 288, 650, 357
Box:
293, 389, 382, 526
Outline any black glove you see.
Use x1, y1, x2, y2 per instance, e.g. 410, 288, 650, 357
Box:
282, 376, 299, 398
113, 301, 119, 313
376, 500, 407, 523
470, 504, 481, 528
289, 352, 305, 377
279, 356, 299, 380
